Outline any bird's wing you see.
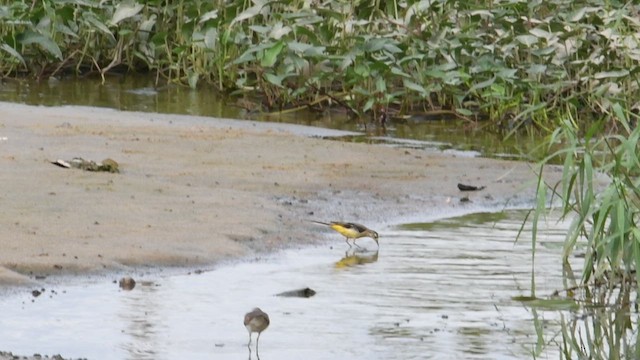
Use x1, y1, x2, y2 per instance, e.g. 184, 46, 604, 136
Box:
347, 223, 369, 232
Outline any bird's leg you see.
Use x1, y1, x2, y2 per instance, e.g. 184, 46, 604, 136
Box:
345, 237, 352, 248
247, 333, 252, 348
354, 241, 362, 249
256, 332, 261, 353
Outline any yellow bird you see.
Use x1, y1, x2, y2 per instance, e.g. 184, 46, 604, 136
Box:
311, 221, 379, 248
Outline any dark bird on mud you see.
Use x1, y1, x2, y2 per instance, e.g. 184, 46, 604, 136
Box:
244, 307, 270, 350
310, 221, 379, 248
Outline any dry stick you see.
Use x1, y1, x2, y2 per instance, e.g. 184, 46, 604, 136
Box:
307, 83, 360, 118
417, 109, 475, 123
259, 81, 357, 117
551, 274, 636, 308
99, 38, 125, 83
90, 56, 102, 76
49, 49, 81, 78
260, 95, 333, 116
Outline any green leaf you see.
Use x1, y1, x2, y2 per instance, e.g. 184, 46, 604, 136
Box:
203, 27, 218, 50
110, 2, 144, 25
456, 108, 473, 116
354, 63, 370, 77
497, 68, 518, 80
566, 7, 588, 22
529, 28, 553, 40
260, 40, 285, 68
364, 38, 387, 52
17, 31, 63, 60
516, 35, 538, 47
375, 77, 387, 93
513, 296, 580, 311
138, 15, 156, 41
198, 10, 219, 24
594, 70, 630, 79
233, 49, 257, 65
469, 76, 495, 92
383, 42, 403, 54
83, 13, 116, 44
403, 79, 427, 95
288, 41, 313, 53
391, 66, 411, 78
527, 64, 547, 75
612, 103, 628, 127
531, 46, 556, 57
248, 25, 271, 34
187, 72, 199, 89
363, 97, 375, 112
231, 3, 264, 26
0, 43, 26, 65
263, 72, 285, 87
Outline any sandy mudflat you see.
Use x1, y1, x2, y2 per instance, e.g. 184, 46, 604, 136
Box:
0, 102, 565, 359
0, 101, 562, 286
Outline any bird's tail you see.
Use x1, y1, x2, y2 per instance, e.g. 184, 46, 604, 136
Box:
309, 220, 332, 226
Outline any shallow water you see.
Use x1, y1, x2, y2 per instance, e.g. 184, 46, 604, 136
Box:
0, 76, 541, 159
0, 210, 573, 359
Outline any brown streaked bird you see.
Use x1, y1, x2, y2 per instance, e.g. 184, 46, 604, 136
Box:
311, 221, 379, 248
244, 307, 270, 349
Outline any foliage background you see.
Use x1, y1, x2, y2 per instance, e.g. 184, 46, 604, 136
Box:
1, 0, 639, 122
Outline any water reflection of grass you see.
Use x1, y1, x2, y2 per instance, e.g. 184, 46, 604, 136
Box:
397, 211, 511, 231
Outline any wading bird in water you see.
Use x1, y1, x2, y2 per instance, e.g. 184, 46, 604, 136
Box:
311, 221, 379, 248
244, 307, 270, 351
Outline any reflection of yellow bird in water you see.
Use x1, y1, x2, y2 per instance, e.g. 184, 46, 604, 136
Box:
311, 221, 379, 248
335, 250, 379, 268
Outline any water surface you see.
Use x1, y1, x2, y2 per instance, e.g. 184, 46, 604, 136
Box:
0, 76, 542, 159
0, 210, 572, 359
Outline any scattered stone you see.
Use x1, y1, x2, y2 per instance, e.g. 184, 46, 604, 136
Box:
31, 290, 41, 297
457, 183, 486, 191
275, 287, 316, 298
118, 276, 136, 290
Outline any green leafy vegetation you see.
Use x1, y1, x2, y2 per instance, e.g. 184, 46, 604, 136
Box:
1, 0, 639, 127
528, 98, 640, 359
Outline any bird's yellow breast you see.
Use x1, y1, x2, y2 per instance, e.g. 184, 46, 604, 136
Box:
330, 224, 361, 239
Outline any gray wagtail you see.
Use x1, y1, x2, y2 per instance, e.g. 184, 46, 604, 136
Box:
311, 221, 379, 248
244, 307, 270, 350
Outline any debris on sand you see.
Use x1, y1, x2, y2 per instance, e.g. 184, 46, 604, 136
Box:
51, 157, 119, 173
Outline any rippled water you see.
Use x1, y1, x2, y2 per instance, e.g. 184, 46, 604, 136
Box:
0, 210, 572, 359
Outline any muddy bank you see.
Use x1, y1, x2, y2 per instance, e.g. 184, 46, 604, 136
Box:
0, 101, 560, 287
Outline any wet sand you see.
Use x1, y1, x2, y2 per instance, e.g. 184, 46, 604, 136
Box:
0, 101, 560, 359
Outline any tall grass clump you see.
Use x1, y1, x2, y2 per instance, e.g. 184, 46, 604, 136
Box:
527, 103, 640, 358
